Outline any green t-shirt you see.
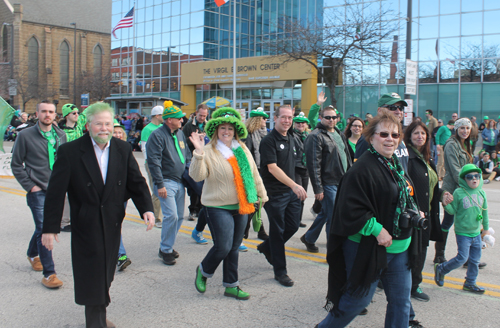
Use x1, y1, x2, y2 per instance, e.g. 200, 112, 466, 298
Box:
348, 217, 411, 254
141, 122, 162, 142
328, 130, 348, 172
348, 139, 356, 153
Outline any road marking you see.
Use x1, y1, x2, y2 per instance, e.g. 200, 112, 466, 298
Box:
2, 185, 499, 295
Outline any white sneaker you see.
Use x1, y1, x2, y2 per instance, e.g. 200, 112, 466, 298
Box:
484, 179, 490, 184
310, 207, 318, 218
155, 221, 162, 228
495, 177, 500, 181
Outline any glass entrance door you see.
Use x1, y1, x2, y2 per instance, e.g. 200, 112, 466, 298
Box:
262, 101, 282, 129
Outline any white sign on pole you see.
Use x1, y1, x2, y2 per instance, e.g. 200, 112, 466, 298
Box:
404, 99, 414, 126
8, 86, 17, 96
405, 59, 418, 95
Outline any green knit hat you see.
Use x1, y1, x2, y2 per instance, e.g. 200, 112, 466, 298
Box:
249, 107, 269, 118
62, 103, 78, 117
205, 107, 248, 139
162, 100, 185, 119
459, 164, 481, 179
293, 112, 310, 124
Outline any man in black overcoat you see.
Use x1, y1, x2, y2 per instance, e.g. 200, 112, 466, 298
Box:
42, 102, 155, 328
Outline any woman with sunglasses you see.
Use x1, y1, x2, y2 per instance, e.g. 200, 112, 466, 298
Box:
403, 121, 453, 302
317, 110, 424, 328
344, 117, 365, 160
435, 118, 474, 264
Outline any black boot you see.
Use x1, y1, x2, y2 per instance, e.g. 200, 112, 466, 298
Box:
433, 231, 449, 264
257, 225, 269, 240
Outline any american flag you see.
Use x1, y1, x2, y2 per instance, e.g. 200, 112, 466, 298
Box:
215, 0, 228, 7
112, 7, 134, 39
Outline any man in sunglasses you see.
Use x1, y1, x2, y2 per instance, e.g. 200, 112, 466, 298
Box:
58, 103, 89, 232
300, 105, 352, 253
354, 93, 410, 171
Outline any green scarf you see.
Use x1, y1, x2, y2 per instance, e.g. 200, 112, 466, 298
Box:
39, 126, 60, 170
368, 146, 417, 237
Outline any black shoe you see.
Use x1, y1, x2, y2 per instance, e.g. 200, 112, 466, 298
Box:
60, 225, 71, 232
158, 249, 176, 265
117, 255, 132, 271
411, 287, 430, 302
359, 308, 368, 315
377, 280, 384, 290
172, 249, 179, 258
463, 260, 487, 269
275, 274, 294, 287
300, 235, 319, 253
409, 320, 424, 328
433, 256, 446, 264
188, 212, 198, 221
257, 231, 269, 240
257, 242, 272, 265
299, 222, 307, 228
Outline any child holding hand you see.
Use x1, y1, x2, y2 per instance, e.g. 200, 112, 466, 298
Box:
434, 164, 490, 293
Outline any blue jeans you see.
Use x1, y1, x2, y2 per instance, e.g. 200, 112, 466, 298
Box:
118, 235, 126, 257
318, 239, 411, 328
26, 190, 56, 277
200, 207, 247, 287
155, 179, 185, 253
438, 234, 482, 285
304, 185, 337, 244
260, 190, 301, 276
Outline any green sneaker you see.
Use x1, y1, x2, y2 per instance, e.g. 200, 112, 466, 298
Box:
224, 286, 250, 300
195, 266, 207, 293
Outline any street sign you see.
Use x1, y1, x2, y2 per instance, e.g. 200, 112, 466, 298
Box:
404, 99, 413, 126
81, 93, 89, 106
8, 86, 16, 96
405, 59, 417, 95
8, 79, 17, 86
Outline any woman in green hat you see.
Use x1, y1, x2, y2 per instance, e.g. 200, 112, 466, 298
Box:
244, 107, 269, 170
189, 107, 268, 300
291, 112, 310, 227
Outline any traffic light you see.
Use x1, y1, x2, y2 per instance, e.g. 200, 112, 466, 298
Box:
152, 81, 156, 89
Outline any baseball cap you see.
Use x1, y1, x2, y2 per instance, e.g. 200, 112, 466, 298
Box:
151, 106, 163, 116
378, 93, 408, 107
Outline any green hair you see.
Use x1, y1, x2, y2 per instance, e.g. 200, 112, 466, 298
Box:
86, 102, 114, 124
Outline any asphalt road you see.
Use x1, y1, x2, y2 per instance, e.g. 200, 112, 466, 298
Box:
1, 141, 499, 327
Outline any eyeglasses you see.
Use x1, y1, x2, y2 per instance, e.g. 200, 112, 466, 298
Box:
383, 105, 405, 111
465, 173, 480, 181
323, 116, 338, 120
278, 116, 293, 121
375, 132, 400, 139
351, 124, 363, 128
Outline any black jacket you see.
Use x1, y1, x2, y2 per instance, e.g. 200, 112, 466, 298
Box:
407, 146, 443, 245
43, 134, 153, 305
304, 123, 352, 194
182, 118, 206, 153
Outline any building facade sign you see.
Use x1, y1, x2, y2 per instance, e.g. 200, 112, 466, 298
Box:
181, 56, 314, 85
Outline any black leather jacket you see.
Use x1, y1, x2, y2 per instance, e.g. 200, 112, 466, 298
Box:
304, 123, 352, 194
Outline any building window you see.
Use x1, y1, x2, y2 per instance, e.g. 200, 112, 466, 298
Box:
93, 45, 103, 76
28, 37, 39, 93
2, 27, 8, 62
60, 40, 70, 95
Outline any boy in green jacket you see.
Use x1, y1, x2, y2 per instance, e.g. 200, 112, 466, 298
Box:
434, 164, 490, 293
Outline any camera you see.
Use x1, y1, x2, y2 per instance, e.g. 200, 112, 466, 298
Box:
399, 209, 428, 230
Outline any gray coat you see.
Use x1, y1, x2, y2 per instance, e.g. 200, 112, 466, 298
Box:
146, 123, 192, 189
442, 137, 471, 193
11, 122, 67, 191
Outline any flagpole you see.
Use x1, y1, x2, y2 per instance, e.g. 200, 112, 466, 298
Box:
232, 0, 236, 108
132, 2, 136, 97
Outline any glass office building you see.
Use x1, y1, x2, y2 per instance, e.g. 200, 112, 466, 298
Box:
110, 0, 499, 121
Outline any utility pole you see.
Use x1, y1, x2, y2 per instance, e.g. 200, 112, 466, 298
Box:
70, 22, 77, 105
2, 23, 15, 105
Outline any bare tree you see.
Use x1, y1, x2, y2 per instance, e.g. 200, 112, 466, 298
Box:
79, 72, 112, 102
458, 43, 499, 82
14, 60, 58, 110
264, 0, 398, 107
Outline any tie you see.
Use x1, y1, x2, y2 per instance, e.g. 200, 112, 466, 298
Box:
172, 133, 185, 164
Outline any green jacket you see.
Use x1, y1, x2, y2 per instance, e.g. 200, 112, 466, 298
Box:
60, 108, 88, 142
444, 169, 489, 237
308, 103, 321, 130
435, 125, 451, 146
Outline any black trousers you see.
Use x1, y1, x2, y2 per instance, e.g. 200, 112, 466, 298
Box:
195, 206, 207, 232
261, 190, 301, 276
85, 305, 106, 328
411, 246, 428, 292
294, 167, 309, 222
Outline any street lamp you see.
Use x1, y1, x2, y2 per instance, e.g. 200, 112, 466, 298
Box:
168, 46, 176, 92
70, 22, 76, 104
2, 22, 14, 105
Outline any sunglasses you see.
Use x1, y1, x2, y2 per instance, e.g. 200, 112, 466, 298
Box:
323, 116, 338, 120
70, 112, 79, 115
375, 132, 400, 139
465, 173, 480, 181
384, 105, 405, 111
